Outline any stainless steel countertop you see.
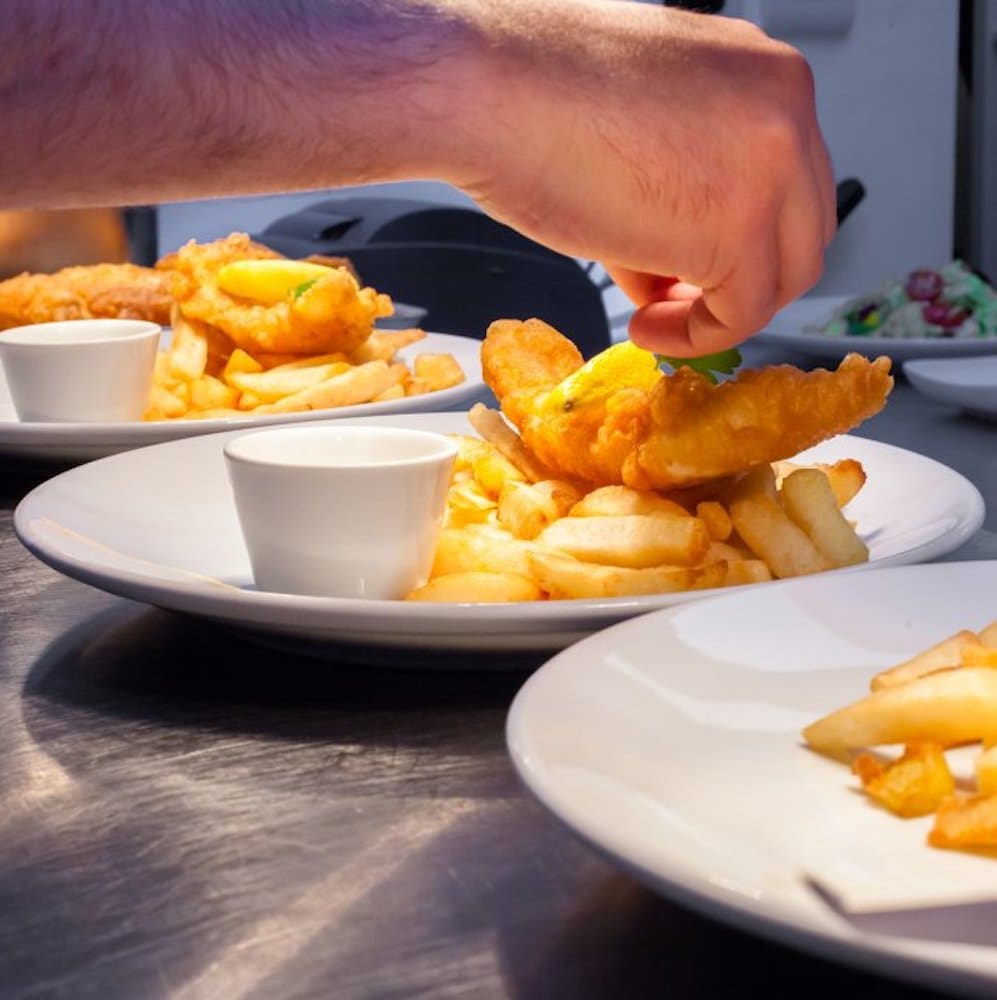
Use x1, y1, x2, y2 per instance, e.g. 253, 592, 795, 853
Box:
0, 354, 990, 1000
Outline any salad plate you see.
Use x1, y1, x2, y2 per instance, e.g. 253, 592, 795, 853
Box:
757, 265, 997, 363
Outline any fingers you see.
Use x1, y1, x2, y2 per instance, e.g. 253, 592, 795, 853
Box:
605, 267, 700, 308
621, 127, 832, 356
624, 232, 780, 356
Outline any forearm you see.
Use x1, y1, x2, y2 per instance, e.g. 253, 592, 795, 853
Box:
0, 0, 507, 208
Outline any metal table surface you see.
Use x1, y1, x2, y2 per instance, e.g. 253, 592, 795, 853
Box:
1, 354, 994, 1000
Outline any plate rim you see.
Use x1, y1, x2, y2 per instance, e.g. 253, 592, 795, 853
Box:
12, 416, 986, 652
0, 330, 484, 453
505, 559, 997, 996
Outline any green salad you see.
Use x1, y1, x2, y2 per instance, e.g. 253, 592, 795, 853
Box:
815, 261, 997, 340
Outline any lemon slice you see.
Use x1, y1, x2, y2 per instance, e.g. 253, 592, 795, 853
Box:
217, 259, 337, 304
542, 341, 661, 412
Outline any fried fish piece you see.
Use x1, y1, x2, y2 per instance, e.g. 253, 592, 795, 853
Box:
159, 233, 393, 356
481, 318, 893, 489
0, 263, 172, 330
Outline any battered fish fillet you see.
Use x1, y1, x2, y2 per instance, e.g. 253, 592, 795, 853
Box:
159, 233, 393, 355
0, 263, 173, 330
482, 318, 894, 489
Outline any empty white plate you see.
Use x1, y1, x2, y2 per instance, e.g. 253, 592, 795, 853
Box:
904, 356, 997, 420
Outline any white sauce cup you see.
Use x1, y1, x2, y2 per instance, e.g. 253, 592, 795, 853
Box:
224, 424, 458, 599
0, 318, 161, 422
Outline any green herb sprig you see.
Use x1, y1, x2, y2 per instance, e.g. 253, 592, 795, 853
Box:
654, 347, 742, 385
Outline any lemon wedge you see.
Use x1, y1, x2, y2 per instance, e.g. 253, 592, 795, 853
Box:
541, 341, 661, 413
216, 259, 337, 304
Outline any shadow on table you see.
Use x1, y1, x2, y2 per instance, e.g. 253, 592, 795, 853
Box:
496, 875, 958, 1000
21, 601, 539, 799
9, 606, 960, 1000
0, 456, 77, 505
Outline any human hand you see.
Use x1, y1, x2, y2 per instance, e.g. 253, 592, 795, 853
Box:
452, 1, 835, 356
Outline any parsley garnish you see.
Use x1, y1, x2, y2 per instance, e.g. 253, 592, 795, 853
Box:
655, 347, 742, 384
291, 279, 318, 299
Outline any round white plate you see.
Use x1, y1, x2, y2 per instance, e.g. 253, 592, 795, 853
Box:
904, 356, 997, 421
0, 330, 484, 462
755, 295, 997, 363
13, 412, 984, 659
507, 561, 997, 996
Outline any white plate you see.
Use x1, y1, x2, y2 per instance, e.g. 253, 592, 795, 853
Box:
13, 412, 984, 659
507, 561, 997, 996
755, 295, 997, 363
0, 330, 484, 462
904, 356, 997, 421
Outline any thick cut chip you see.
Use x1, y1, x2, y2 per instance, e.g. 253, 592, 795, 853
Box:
535, 512, 710, 569
225, 361, 351, 403
729, 494, 829, 579
467, 403, 553, 483
430, 524, 545, 580
780, 468, 868, 568
527, 551, 726, 600
569, 485, 687, 519
871, 630, 981, 691
804, 666, 997, 754
498, 480, 583, 540
254, 361, 402, 414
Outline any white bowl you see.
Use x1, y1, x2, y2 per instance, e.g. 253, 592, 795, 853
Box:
224, 424, 457, 599
0, 318, 161, 422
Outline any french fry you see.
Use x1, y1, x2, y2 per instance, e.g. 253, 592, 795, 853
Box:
803, 667, 997, 755
412, 353, 465, 391
723, 559, 773, 587
527, 550, 726, 600
221, 348, 264, 382
977, 745, 997, 796
470, 447, 526, 498
569, 485, 687, 519
406, 571, 543, 603
348, 328, 426, 364
535, 512, 710, 568
189, 374, 239, 411
255, 361, 403, 414
696, 500, 733, 542
780, 468, 868, 568
774, 459, 867, 508
225, 361, 351, 403
430, 524, 545, 579
870, 630, 981, 691
167, 309, 209, 381
962, 645, 997, 668
445, 481, 497, 528
371, 384, 406, 403
467, 403, 552, 483
145, 384, 187, 420
980, 621, 997, 647
498, 480, 583, 540
729, 493, 829, 578
266, 352, 350, 371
